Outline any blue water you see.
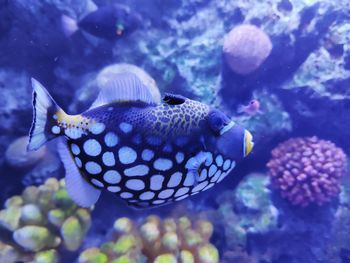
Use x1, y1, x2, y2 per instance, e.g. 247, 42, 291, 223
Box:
1, 0, 350, 262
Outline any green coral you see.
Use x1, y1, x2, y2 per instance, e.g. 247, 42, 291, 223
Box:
79, 216, 219, 263
0, 178, 93, 262
78, 248, 108, 263
33, 249, 59, 263
214, 173, 278, 250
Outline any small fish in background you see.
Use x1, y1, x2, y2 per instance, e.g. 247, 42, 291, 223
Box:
237, 99, 262, 116
61, 4, 142, 40
27, 69, 254, 208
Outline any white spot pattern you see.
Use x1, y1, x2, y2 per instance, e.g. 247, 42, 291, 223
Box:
119, 122, 133, 133
89, 122, 105, 135
74, 157, 82, 168
208, 165, 218, 177
124, 165, 149, 176
118, 147, 137, 164
141, 149, 154, 161
126, 179, 145, 191
140, 191, 155, 200
120, 192, 133, 199
223, 159, 231, 171
183, 171, 195, 186
51, 125, 60, 134
70, 144, 80, 155
102, 152, 115, 166
104, 132, 119, 147
65, 128, 83, 139
217, 162, 236, 183
158, 189, 174, 199
83, 139, 102, 156
150, 175, 164, 190
204, 153, 213, 166
85, 161, 102, 175
175, 187, 189, 197
107, 186, 121, 193
175, 152, 184, 164
211, 170, 222, 183
167, 172, 182, 187
216, 155, 223, 167
91, 179, 104, 188
203, 183, 215, 191
192, 181, 208, 192
103, 170, 121, 184
153, 158, 173, 171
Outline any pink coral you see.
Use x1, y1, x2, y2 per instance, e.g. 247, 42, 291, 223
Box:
267, 137, 347, 207
223, 24, 272, 75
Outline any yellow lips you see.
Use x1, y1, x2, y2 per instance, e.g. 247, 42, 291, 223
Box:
244, 130, 254, 157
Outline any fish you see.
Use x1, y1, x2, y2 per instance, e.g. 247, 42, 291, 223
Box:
237, 99, 262, 115
61, 4, 142, 40
27, 71, 254, 208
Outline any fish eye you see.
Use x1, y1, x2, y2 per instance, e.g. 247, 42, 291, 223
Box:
208, 109, 230, 135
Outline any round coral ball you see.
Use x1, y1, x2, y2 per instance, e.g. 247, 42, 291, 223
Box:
223, 24, 272, 75
267, 137, 347, 207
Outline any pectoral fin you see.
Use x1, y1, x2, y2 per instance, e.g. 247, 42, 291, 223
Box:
185, 152, 212, 185
57, 139, 101, 208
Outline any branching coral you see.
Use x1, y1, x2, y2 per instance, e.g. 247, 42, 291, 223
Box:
0, 178, 93, 263
79, 216, 219, 263
267, 136, 347, 207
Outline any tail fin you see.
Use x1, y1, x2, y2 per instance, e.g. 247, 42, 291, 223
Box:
61, 14, 79, 37
28, 79, 62, 151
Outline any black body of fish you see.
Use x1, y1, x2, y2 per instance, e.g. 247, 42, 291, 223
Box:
78, 4, 142, 40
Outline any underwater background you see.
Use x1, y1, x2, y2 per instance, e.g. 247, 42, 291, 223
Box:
1, 0, 350, 262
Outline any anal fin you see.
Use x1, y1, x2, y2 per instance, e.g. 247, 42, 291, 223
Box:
57, 139, 101, 207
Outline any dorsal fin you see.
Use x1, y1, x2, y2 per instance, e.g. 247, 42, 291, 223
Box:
90, 65, 161, 110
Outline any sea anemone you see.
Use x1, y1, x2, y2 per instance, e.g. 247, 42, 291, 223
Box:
267, 137, 347, 207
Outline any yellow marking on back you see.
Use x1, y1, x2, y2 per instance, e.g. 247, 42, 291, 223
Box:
56, 109, 95, 132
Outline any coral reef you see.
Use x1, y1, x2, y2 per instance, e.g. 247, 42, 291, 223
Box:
79, 216, 218, 263
213, 174, 278, 250
324, 176, 350, 262
223, 24, 272, 75
211, 172, 341, 262
0, 178, 93, 262
267, 136, 347, 207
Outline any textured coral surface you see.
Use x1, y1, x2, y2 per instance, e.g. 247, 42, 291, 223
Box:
267, 137, 347, 206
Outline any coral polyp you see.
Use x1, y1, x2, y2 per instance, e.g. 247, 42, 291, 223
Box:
0, 178, 93, 262
267, 137, 347, 207
79, 216, 218, 263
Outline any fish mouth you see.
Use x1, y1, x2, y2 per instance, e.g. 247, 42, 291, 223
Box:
244, 130, 254, 157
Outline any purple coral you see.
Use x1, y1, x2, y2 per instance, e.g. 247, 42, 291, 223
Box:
267, 137, 347, 207
223, 24, 272, 75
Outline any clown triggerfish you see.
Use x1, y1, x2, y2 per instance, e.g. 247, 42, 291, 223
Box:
27, 70, 254, 208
